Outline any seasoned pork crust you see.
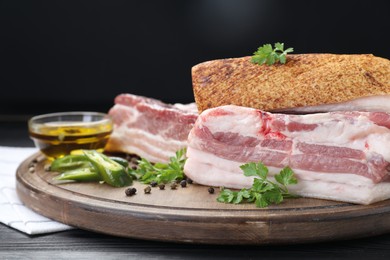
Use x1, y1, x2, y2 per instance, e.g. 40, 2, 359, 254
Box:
192, 54, 390, 113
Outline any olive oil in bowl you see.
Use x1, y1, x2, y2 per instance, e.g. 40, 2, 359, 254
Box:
29, 112, 113, 158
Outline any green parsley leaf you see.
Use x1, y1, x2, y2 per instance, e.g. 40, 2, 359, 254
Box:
217, 163, 298, 208
274, 42, 284, 52
274, 166, 298, 186
251, 42, 294, 66
216, 188, 254, 205
131, 148, 187, 184
241, 162, 268, 179
263, 189, 283, 204
217, 188, 236, 203
251, 178, 269, 193
255, 193, 269, 208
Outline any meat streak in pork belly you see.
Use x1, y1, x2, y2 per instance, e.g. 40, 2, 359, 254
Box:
105, 94, 198, 163
184, 105, 390, 204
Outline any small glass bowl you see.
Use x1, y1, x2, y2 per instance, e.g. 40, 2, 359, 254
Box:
28, 111, 113, 158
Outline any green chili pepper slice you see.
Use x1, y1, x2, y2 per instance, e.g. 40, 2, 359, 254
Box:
51, 154, 91, 172
54, 167, 101, 182
109, 156, 129, 168
83, 150, 133, 187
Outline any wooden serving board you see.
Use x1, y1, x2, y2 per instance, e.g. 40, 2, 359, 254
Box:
16, 152, 390, 245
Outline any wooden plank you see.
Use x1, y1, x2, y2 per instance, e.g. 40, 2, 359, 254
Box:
16, 152, 390, 245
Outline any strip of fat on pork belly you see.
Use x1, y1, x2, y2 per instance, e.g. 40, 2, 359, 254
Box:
105, 93, 198, 163
184, 105, 390, 204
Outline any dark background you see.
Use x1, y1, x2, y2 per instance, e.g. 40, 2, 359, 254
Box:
1, 0, 389, 117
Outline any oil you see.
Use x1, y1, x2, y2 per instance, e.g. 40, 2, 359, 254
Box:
29, 121, 113, 158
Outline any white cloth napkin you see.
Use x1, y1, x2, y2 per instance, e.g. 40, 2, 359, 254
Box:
0, 146, 74, 235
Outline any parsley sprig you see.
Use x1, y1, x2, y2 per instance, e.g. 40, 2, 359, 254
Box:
217, 162, 298, 208
251, 42, 294, 66
132, 148, 187, 184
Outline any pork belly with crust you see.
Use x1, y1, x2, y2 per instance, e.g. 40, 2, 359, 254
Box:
192, 54, 390, 113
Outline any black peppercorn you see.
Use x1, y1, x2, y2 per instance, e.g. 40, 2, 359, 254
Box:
150, 181, 158, 187
180, 180, 187, 188
144, 186, 151, 194
208, 187, 215, 194
159, 184, 165, 190
170, 183, 177, 190
186, 178, 193, 184
125, 187, 137, 196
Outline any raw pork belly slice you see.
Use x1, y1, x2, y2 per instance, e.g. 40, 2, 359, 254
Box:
105, 93, 198, 163
184, 105, 390, 204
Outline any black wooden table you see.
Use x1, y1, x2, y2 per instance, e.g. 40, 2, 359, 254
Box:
2, 121, 390, 259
